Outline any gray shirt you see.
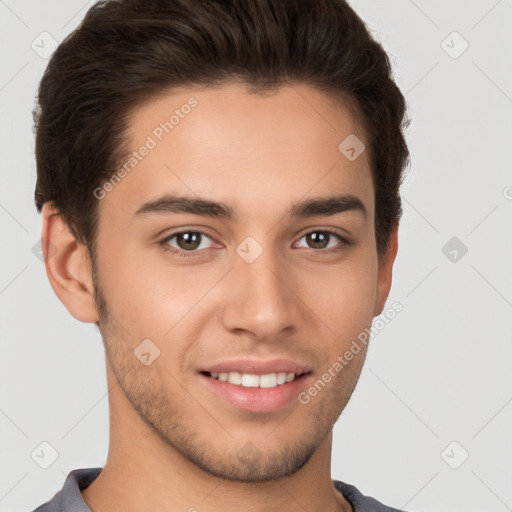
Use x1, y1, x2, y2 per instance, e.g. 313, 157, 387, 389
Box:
31, 467, 405, 512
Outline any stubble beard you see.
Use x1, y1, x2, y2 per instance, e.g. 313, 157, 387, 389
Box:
90, 263, 359, 483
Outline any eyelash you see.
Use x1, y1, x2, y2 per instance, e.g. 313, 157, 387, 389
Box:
158, 229, 353, 258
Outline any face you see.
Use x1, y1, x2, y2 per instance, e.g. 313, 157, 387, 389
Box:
91, 81, 390, 482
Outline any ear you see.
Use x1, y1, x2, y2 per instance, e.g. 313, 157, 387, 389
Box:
41, 203, 99, 323
374, 222, 399, 316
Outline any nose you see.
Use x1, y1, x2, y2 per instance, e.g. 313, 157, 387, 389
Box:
220, 248, 299, 339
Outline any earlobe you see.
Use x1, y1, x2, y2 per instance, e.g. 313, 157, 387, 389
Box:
374, 222, 399, 316
41, 203, 100, 323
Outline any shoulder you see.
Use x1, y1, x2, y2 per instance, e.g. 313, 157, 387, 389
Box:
29, 467, 103, 512
333, 479, 406, 512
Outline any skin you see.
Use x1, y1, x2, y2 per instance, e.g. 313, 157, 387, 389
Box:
42, 81, 398, 512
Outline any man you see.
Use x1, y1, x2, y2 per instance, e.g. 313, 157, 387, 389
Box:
31, 0, 410, 510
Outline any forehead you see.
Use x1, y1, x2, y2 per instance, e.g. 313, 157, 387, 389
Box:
99, 81, 374, 222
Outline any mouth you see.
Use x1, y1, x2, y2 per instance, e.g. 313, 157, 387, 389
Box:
198, 369, 312, 413
200, 370, 309, 389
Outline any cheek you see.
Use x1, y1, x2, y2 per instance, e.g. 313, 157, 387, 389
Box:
301, 251, 378, 340
98, 244, 224, 336
97, 226, 378, 344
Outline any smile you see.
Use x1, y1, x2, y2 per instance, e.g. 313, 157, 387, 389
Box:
204, 371, 301, 388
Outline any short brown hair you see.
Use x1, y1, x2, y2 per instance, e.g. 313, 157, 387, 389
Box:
33, 0, 410, 260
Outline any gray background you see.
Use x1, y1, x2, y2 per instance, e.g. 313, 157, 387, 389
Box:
1, 1, 511, 511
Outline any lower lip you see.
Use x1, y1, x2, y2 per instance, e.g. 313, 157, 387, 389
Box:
199, 373, 311, 413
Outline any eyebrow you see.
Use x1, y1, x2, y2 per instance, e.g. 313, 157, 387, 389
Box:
134, 193, 367, 220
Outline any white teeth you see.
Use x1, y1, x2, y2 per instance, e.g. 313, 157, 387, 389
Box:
208, 371, 300, 388
259, 373, 277, 388
227, 371, 242, 385
241, 374, 260, 387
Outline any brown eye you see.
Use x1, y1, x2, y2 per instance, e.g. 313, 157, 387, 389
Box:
162, 231, 216, 253
296, 230, 344, 250
175, 232, 202, 250
305, 231, 330, 249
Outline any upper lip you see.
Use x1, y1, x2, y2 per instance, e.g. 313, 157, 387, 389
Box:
200, 358, 312, 376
